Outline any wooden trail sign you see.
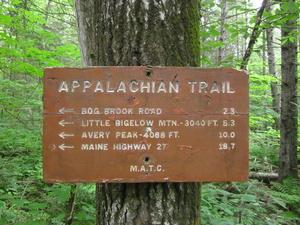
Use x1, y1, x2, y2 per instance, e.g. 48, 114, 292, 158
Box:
43, 67, 249, 183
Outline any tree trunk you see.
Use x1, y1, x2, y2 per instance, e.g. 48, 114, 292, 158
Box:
240, 0, 268, 70
235, 2, 240, 61
74, 0, 201, 224
199, 3, 208, 68
279, 0, 298, 182
217, 0, 228, 65
266, 2, 280, 130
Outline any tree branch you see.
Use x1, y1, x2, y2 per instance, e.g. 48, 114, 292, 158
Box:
240, 0, 268, 70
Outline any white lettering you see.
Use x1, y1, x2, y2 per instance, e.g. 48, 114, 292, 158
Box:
58, 80, 68, 92
140, 81, 151, 93
115, 120, 154, 127
169, 81, 179, 93
116, 81, 126, 93
81, 143, 108, 150
71, 80, 80, 92
116, 132, 138, 138
106, 80, 114, 93
58, 80, 181, 93
210, 81, 220, 93
199, 81, 208, 93
140, 165, 146, 172
188, 81, 197, 93
113, 143, 151, 150
81, 120, 110, 127
168, 131, 180, 138
188, 81, 235, 94
130, 165, 138, 172
94, 81, 104, 92
104, 108, 133, 115
157, 81, 167, 93
225, 81, 235, 93
158, 120, 178, 126
138, 108, 162, 115
184, 120, 219, 127
58, 80, 235, 94
82, 108, 101, 114
83, 80, 92, 92
129, 80, 139, 92
129, 165, 164, 172
81, 132, 110, 138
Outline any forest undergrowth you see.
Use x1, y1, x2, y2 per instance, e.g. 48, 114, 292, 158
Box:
1, 0, 300, 224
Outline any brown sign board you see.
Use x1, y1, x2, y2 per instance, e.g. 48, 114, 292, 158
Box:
43, 67, 249, 183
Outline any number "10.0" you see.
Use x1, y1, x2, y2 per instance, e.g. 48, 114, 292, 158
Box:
219, 131, 235, 138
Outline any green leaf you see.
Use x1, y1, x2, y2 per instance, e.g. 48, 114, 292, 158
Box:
223, 206, 234, 215
26, 202, 47, 210
15, 221, 44, 225
0, 15, 12, 26
231, 32, 239, 39
54, 213, 66, 221
208, 41, 225, 48
12, 199, 28, 207
0, 200, 6, 208
282, 211, 300, 220
217, 189, 231, 195
11, 0, 21, 4
0, 194, 14, 200
271, 196, 287, 209
241, 194, 257, 202
288, 0, 296, 12
211, 30, 221, 37
47, 185, 71, 201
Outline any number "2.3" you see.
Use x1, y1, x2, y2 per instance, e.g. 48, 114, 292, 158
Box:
223, 108, 236, 115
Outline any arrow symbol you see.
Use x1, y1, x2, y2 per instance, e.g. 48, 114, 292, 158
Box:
58, 120, 74, 127
59, 107, 74, 114
59, 144, 74, 151
59, 132, 74, 139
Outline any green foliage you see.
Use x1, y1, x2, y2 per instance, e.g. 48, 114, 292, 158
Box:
201, 180, 300, 225
249, 72, 279, 130
0, 0, 299, 224
250, 128, 280, 172
272, 177, 299, 196
269, 178, 300, 224
0, 182, 96, 224
0, 0, 83, 224
248, 69, 281, 170
200, 0, 256, 67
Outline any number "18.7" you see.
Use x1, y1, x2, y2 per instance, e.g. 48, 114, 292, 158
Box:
219, 143, 236, 150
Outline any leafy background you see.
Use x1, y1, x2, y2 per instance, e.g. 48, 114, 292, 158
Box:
0, 0, 299, 224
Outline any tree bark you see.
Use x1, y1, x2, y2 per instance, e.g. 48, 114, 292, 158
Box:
64, 184, 78, 225
266, 2, 280, 130
74, 0, 201, 224
279, 0, 298, 182
217, 0, 228, 65
249, 172, 278, 182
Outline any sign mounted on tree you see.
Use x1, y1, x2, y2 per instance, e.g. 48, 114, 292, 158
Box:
43, 67, 249, 183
